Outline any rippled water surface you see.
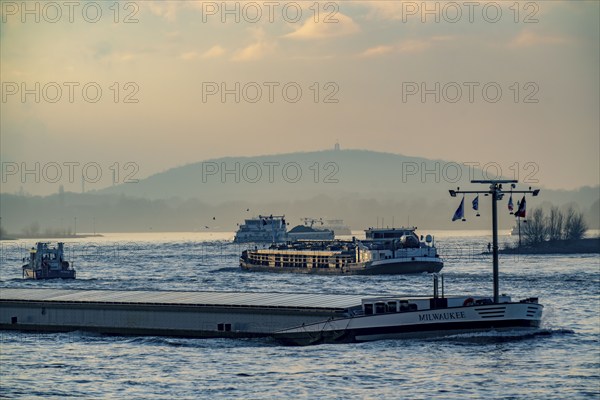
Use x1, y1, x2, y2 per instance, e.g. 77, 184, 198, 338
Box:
1, 232, 598, 399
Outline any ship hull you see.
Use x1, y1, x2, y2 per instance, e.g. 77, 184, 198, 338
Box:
1, 288, 542, 347
22, 267, 76, 280
234, 236, 285, 244
240, 259, 443, 275
274, 302, 543, 345
287, 232, 334, 241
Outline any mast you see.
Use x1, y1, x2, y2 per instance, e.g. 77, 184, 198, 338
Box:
449, 180, 539, 303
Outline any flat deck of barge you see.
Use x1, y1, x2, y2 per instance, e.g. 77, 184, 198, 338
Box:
0, 288, 364, 311
0, 288, 366, 339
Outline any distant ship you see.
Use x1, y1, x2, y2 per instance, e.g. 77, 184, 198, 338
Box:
322, 219, 352, 236
287, 218, 334, 241
22, 242, 76, 279
233, 216, 335, 243
233, 215, 287, 243
240, 227, 443, 275
510, 225, 523, 236
287, 225, 334, 241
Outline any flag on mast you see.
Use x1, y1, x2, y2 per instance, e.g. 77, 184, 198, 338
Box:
472, 195, 480, 217
452, 197, 465, 221
472, 195, 479, 210
508, 194, 514, 214
514, 196, 526, 218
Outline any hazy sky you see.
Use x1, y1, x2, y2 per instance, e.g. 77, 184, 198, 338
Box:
1, 0, 599, 195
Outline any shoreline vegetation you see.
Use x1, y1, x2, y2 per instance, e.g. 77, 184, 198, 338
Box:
501, 206, 598, 254
0, 224, 103, 241
501, 238, 600, 254
0, 234, 103, 241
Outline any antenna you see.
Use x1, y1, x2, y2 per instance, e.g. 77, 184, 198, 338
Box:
449, 180, 540, 303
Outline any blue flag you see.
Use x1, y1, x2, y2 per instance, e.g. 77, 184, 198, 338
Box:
472, 195, 479, 211
452, 197, 465, 221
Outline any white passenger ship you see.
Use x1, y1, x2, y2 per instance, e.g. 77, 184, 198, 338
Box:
233, 215, 288, 243
233, 215, 334, 243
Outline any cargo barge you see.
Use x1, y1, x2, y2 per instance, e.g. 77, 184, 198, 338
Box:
0, 288, 363, 339
0, 287, 541, 345
240, 228, 443, 275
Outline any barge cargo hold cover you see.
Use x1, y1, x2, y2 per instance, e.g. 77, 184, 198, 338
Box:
0, 288, 364, 339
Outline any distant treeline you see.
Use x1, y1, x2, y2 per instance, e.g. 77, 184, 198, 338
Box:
1, 190, 598, 235
2, 150, 599, 234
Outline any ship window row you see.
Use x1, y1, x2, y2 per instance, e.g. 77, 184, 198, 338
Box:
363, 301, 418, 315
246, 253, 354, 269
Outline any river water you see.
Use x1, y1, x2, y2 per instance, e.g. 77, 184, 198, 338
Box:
1, 232, 598, 399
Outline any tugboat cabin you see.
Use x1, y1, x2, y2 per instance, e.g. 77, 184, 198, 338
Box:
22, 242, 76, 280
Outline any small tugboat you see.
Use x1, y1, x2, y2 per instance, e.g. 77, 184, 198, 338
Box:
240, 227, 443, 275
22, 242, 76, 279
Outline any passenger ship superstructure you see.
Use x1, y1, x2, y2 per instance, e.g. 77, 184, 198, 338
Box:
234, 215, 336, 243
233, 215, 287, 243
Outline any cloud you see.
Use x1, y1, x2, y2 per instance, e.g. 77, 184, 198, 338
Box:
396, 39, 433, 53
145, 2, 182, 22
145, 1, 225, 22
87, 42, 142, 64
232, 28, 275, 62
509, 30, 569, 48
165, 31, 182, 41
359, 37, 454, 57
359, 45, 395, 58
90, 41, 113, 60
353, 1, 450, 21
181, 45, 226, 61
354, 1, 405, 21
202, 45, 226, 59
285, 13, 360, 40
232, 41, 275, 62
114, 52, 137, 62
180, 51, 200, 61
